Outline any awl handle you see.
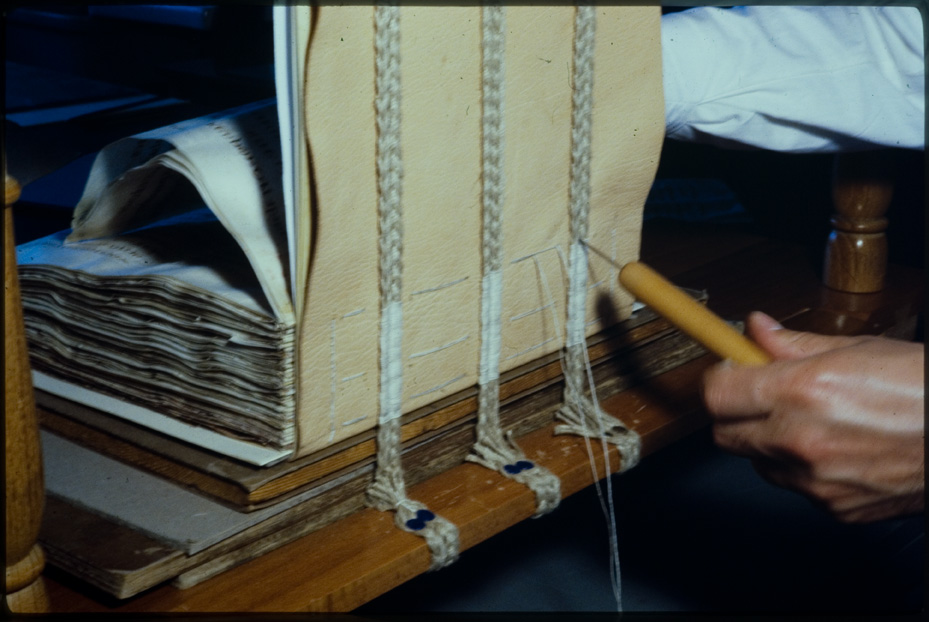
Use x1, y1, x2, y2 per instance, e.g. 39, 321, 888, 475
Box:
619, 261, 772, 366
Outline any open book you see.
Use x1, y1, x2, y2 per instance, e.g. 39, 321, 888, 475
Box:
18, 6, 665, 467
18, 99, 298, 464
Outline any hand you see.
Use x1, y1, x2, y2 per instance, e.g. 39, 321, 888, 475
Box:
702, 311, 924, 523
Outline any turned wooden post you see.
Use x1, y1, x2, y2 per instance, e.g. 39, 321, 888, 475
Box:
4, 174, 49, 613
823, 151, 893, 293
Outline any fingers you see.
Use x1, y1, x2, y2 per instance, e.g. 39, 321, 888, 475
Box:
702, 312, 872, 417
748, 457, 854, 518
700, 318, 926, 525
702, 359, 781, 418
749, 457, 924, 523
710, 402, 805, 458
711, 420, 767, 458
745, 311, 869, 360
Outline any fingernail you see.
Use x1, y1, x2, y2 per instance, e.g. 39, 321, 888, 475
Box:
752, 311, 783, 331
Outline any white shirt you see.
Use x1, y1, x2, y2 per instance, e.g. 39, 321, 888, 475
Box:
662, 6, 925, 152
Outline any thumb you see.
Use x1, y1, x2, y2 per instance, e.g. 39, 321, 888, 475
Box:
746, 311, 868, 361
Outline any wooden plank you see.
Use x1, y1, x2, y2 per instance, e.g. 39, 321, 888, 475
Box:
44, 352, 713, 613
39, 329, 707, 599
43, 273, 922, 612
37, 307, 700, 510
40, 496, 186, 599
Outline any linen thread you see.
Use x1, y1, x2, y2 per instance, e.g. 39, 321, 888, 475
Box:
466, 4, 561, 517
365, 3, 459, 570
552, 6, 640, 611
555, 5, 640, 468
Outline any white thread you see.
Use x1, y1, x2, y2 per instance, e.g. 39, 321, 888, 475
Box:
582, 331, 625, 611
509, 244, 560, 265
379, 301, 403, 423
566, 240, 589, 348
556, 6, 634, 611
411, 276, 468, 296
328, 319, 337, 442
467, 3, 561, 517
368, 4, 460, 570
409, 334, 470, 359
509, 302, 554, 322
409, 374, 467, 400
479, 270, 503, 384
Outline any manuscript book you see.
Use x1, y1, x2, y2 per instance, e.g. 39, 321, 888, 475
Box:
17, 6, 665, 468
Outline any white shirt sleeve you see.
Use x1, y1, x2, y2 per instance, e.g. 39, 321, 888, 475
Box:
662, 6, 925, 152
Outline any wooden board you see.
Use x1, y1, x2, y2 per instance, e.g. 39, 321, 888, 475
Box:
43, 351, 714, 613
38, 320, 708, 597
36, 303, 706, 511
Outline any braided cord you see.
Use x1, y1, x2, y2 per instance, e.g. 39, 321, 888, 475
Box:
467, 3, 561, 517
366, 4, 459, 570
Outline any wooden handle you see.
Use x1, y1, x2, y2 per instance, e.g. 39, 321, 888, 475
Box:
5, 173, 50, 612
619, 262, 771, 366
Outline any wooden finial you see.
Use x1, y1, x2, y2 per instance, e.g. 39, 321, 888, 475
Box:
823, 151, 893, 293
4, 173, 50, 613
5, 174, 21, 206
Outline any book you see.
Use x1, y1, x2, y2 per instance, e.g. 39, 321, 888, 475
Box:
39, 341, 713, 599
19, 99, 296, 465
17, 6, 665, 467
37, 304, 707, 511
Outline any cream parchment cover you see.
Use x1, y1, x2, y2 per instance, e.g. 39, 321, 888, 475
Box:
295, 6, 664, 457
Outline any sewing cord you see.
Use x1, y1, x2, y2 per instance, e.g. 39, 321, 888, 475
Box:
367, 3, 460, 570
558, 5, 638, 611
468, 2, 561, 517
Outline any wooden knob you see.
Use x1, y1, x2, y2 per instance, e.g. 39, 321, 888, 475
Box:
5, 174, 21, 206
4, 173, 49, 613
823, 151, 893, 293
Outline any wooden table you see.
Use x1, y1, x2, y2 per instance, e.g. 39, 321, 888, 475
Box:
35, 219, 923, 613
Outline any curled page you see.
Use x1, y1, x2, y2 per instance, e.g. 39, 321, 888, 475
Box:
69, 100, 294, 323
18, 207, 296, 455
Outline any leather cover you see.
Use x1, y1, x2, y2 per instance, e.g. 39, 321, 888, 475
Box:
295, 6, 663, 457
